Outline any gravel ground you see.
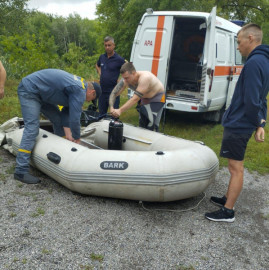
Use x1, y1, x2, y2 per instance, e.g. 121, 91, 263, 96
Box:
0, 146, 268, 270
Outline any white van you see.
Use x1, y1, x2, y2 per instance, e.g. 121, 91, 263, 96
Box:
129, 7, 244, 122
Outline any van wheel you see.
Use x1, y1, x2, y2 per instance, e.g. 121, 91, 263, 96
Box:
218, 105, 226, 123
203, 106, 225, 123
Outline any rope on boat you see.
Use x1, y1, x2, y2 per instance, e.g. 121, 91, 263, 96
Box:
139, 192, 206, 213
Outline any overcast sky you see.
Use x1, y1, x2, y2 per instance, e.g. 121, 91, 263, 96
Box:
27, 0, 100, 20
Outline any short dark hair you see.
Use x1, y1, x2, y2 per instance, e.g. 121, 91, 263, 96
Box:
120, 62, 136, 74
104, 36, 114, 43
87, 81, 102, 100
238, 23, 263, 42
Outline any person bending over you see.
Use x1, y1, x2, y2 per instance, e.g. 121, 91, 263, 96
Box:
109, 62, 165, 131
15, 69, 101, 184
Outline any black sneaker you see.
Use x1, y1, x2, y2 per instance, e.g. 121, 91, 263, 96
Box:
14, 173, 40, 184
205, 207, 235, 223
210, 195, 227, 207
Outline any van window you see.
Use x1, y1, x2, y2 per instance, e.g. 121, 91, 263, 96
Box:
216, 31, 229, 64
235, 38, 245, 65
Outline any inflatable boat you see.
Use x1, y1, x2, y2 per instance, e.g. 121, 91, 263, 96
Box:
1, 118, 219, 202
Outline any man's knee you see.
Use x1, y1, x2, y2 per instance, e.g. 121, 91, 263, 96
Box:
228, 159, 244, 176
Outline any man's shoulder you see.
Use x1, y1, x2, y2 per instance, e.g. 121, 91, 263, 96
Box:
245, 53, 269, 72
114, 52, 125, 62
137, 71, 157, 85
99, 53, 107, 59
139, 70, 156, 79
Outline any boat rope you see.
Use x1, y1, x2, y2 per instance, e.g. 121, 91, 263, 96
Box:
139, 192, 206, 213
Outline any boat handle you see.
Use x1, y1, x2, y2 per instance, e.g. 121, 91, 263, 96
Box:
195, 141, 205, 145
47, 152, 61, 164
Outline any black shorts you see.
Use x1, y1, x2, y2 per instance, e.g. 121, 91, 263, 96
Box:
220, 129, 252, 161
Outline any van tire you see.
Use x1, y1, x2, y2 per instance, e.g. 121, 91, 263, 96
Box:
203, 105, 225, 123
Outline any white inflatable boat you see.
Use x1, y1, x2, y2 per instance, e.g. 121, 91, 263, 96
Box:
1, 118, 219, 202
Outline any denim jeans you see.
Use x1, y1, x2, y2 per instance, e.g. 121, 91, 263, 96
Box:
15, 83, 65, 175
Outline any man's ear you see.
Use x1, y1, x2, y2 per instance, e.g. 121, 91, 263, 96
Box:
249, 34, 254, 42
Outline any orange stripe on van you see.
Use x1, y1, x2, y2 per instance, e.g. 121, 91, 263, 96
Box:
215, 65, 243, 76
151, 16, 165, 76
215, 66, 231, 76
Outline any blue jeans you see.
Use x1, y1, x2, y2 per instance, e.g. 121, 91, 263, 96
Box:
15, 83, 65, 174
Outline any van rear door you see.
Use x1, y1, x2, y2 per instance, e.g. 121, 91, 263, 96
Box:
131, 15, 174, 86
225, 36, 244, 109
201, 6, 216, 107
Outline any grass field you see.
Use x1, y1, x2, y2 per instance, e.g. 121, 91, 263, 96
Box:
1, 79, 268, 174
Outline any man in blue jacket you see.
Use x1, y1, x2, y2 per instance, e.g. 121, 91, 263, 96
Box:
96, 36, 125, 115
14, 69, 101, 184
205, 24, 269, 222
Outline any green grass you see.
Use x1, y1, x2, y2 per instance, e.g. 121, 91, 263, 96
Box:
30, 207, 45, 217
1, 79, 269, 174
90, 253, 104, 262
0, 79, 22, 120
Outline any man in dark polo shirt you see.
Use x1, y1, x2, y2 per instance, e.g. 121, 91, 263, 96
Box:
96, 36, 125, 115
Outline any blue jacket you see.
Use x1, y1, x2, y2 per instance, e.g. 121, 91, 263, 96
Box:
222, 45, 269, 134
21, 69, 87, 139
97, 52, 125, 93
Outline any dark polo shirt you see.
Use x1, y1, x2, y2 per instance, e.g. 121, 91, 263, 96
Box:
97, 52, 125, 93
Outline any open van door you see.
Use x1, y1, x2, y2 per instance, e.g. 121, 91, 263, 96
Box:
131, 15, 174, 86
225, 36, 243, 109
201, 6, 216, 107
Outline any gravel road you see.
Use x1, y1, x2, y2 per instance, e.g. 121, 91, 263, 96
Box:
0, 147, 268, 270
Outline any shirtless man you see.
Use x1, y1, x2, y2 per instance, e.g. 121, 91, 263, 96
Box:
0, 61, 6, 99
109, 62, 165, 131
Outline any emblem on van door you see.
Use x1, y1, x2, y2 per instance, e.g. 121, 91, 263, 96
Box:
100, 161, 128, 170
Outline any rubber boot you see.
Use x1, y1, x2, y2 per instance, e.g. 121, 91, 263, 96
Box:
14, 173, 41, 184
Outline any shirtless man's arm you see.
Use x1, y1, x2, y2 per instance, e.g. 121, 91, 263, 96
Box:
111, 93, 141, 118
110, 73, 149, 118
109, 79, 126, 111
111, 75, 150, 115
110, 71, 164, 118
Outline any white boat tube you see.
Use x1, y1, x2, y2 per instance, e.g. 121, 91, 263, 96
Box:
3, 119, 219, 202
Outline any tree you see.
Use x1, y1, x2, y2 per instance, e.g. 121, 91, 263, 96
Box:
216, 0, 269, 44
51, 17, 69, 55
0, 29, 59, 78
216, 0, 269, 21
0, 0, 29, 35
